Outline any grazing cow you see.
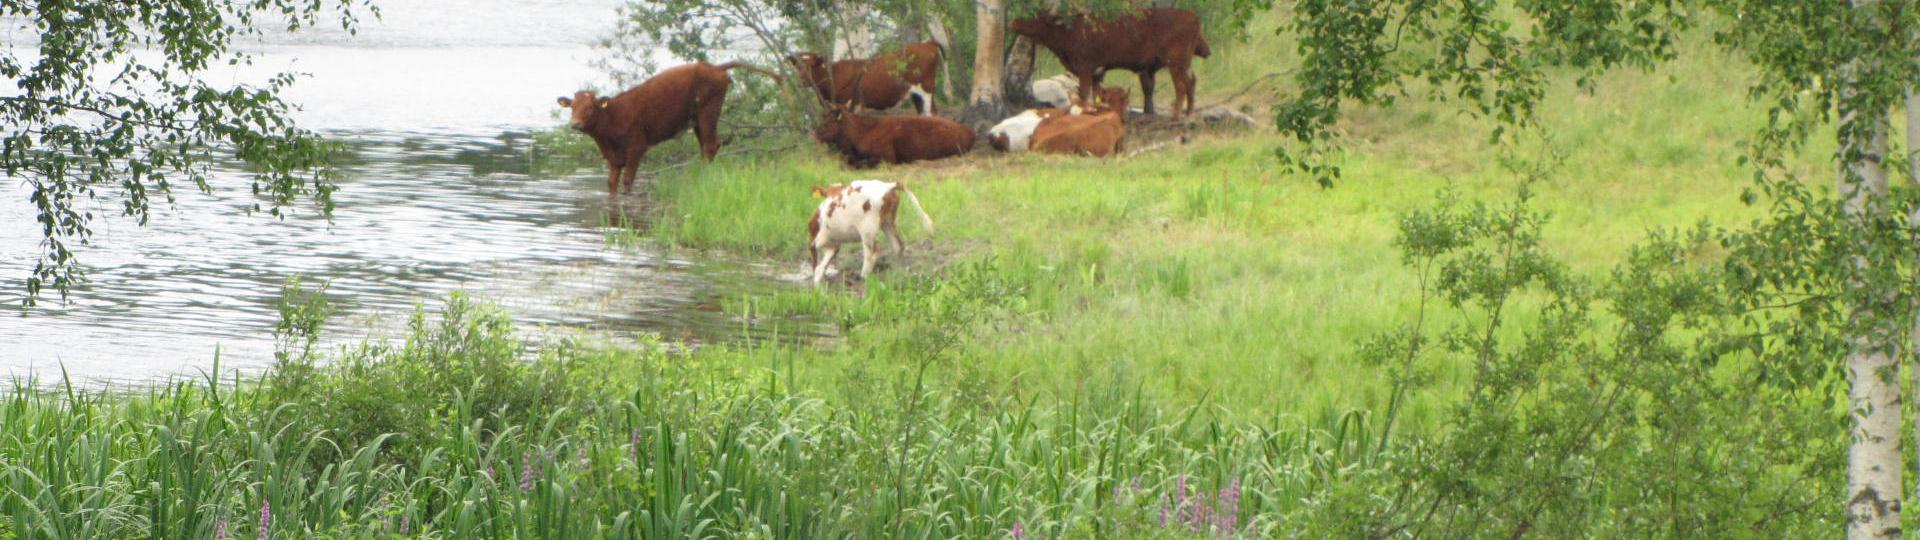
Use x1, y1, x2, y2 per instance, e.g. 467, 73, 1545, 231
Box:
788, 40, 944, 115
557, 61, 781, 194
1030, 73, 1079, 108
807, 180, 933, 284
812, 104, 974, 168
1011, 8, 1210, 118
1031, 87, 1130, 157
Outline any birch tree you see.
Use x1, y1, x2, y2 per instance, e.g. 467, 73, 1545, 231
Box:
963, 0, 1008, 122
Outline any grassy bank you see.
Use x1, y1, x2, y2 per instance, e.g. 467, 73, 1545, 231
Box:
0, 6, 1853, 538
634, 31, 1804, 430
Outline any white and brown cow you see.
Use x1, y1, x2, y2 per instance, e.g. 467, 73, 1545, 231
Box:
807, 180, 933, 284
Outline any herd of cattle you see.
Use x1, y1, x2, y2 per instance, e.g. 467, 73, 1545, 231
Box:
555, 7, 1212, 283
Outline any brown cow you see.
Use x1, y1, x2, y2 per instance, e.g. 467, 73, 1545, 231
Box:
556, 61, 780, 194
1032, 87, 1129, 157
812, 104, 974, 168
989, 86, 1126, 152
1011, 8, 1209, 118
788, 40, 944, 115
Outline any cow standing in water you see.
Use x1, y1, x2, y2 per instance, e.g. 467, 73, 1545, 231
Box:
557, 61, 780, 194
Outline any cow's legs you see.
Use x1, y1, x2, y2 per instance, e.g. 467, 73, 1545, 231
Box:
908, 84, 934, 115
1170, 61, 1195, 118
604, 161, 623, 195
1074, 69, 1098, 106
858, 238, 880, 280
621, 145, 649, 193
811, 244, 839, 285
885, 220, 907, 258
1138, 68, 1159, 116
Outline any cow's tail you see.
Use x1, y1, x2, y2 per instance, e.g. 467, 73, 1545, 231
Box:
1195, 36, 1213, 59
898, 183, 934, 234
717, 62, 785, 84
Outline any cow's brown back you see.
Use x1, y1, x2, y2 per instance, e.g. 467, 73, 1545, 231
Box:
590, 63, 731, 147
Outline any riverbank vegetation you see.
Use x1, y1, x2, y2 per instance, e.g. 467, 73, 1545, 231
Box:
2, 1, 1901, 538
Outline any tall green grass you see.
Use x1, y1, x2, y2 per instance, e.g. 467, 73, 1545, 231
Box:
0, 292, 1383, 538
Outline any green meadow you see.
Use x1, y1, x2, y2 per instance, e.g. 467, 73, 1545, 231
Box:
0, 8, 1851, 539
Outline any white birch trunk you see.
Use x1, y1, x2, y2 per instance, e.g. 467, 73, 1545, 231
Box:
1842, 4, 1900, 537
833, 3, 877, 59
968, 0, 1006, 106
928, 15, 954, 100
1906, 78, 1920, 537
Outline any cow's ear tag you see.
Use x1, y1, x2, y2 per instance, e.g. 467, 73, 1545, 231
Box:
811, 186, 826, 198
599, 102, 609, 109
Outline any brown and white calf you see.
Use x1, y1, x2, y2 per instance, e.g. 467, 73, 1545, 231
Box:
807, 180, 933, 284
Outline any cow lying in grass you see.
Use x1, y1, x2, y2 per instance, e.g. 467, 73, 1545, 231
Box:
1030, 87, 1129, 157
812, 104, 974, 168
987, 107, 1066, 152
990, 86, 1127, 152
807, 180, 933, 285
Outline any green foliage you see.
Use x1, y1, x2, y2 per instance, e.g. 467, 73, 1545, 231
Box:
1311, 176, 1836, 536
0, 291, 1389, 538
264, 291, 582, 466
1, 0, 375, 304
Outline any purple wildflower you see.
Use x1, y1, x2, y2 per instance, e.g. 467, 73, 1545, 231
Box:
578, 446, 591, 469
257, 499, 271, 540
1218, 477, 1242, 534
399, 514, 410, 535
520, 451, 537, 491
214, 517, 228, 540
1009, 521, 1026, 539
631, 430, 642, 464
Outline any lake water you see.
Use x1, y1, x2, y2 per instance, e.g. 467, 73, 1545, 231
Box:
0, 1, 799, 384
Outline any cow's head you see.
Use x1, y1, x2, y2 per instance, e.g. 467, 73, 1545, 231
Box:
1096, 86, 1130, 112
555, 91, 610, 131
813, 104, 853, 143
787, 52, 827, 79
1009, 12, 1070, 38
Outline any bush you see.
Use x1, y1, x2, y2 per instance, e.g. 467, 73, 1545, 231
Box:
263, 290, 581, 464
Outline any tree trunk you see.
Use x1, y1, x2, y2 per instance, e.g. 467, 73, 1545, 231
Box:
1843, 113, 1899, 540
928, 14, 955, 100
1906, 75, 1920, 535
833, 2, 877, 59
969, 0, 1006, 107
960, 0, 1008, 127
1002, 35, 1038, 108
1841, 4, 1900, 538
900, 5, 924, 43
